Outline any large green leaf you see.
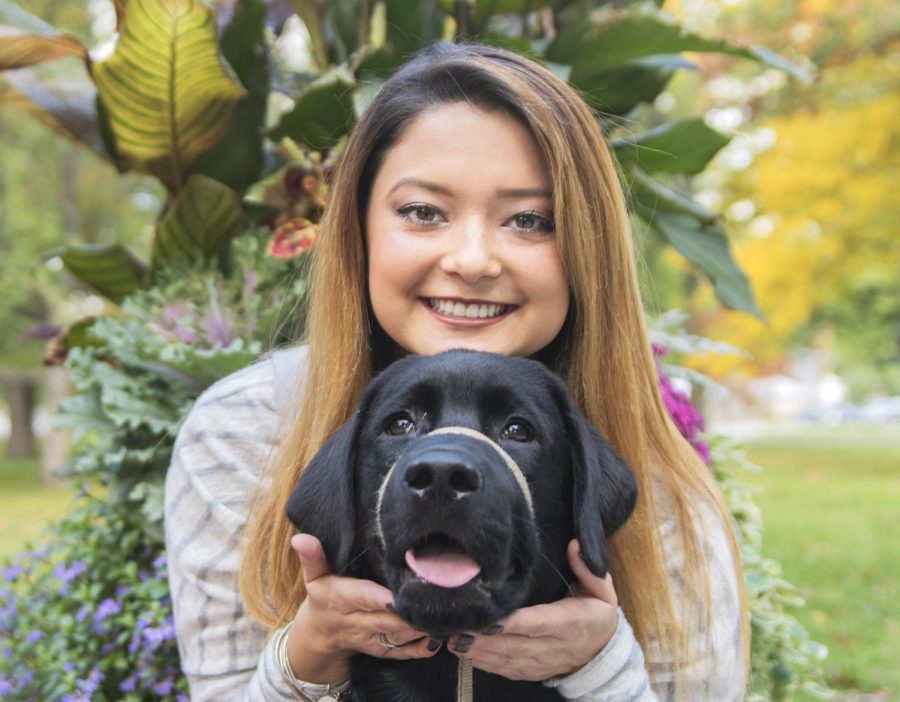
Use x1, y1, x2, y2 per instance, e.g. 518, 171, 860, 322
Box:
322, 0, 364, 64
91, 0, 247, 193
640, 206, 761, 318
570, 57, 681, 114
383, 0, 445, 57
0, 28, 87, 69
629, 165, 717, 223
268, 65, 356, 149
551, 10, 809, 76
612, 117, 731, 175
547, 10, 811, 88
627, 165, 761, 316
152, 175, 247, 272
195, 0, 269, 191
44, 244, 148, 304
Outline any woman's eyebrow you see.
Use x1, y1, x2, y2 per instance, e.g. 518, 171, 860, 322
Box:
387, 177, 550, 200
387, 177, 453, 197
495, 187, 552, 200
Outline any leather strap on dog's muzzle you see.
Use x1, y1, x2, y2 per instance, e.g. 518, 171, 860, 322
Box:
375, 426, 534, 548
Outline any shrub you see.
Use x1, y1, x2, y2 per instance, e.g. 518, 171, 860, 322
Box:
0, 493, 186, 701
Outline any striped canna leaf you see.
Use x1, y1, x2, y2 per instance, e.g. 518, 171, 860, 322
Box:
91, 0, 246, 193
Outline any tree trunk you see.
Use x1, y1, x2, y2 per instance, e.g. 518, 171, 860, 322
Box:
41, 366, 69, 486
4, 376, 37, 458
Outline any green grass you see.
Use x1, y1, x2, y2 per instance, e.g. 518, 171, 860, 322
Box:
0, 452, 75, 561
746, 434, 900, 699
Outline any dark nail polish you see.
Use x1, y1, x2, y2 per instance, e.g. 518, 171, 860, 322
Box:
482, 624, 503, 635
457, 633, 475, 646
453, 643, 470, 654
427, 639, 442, 652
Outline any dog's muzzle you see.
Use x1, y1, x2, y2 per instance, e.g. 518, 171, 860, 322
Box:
375, 426, 533, 549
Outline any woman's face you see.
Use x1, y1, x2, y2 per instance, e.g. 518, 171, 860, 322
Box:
365, 102, 569, 358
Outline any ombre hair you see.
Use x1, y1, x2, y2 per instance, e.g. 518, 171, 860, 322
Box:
240, 42, 748, 686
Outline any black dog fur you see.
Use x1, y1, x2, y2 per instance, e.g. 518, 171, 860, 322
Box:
286, 350, 637, 702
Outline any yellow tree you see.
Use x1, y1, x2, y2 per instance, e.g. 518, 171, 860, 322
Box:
673, 0, 899, 393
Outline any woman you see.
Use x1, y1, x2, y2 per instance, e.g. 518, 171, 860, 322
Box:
165, 43, 748, 700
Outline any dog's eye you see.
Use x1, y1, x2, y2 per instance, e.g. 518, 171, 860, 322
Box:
386, 414, 416, 436
501, 421, 532, 442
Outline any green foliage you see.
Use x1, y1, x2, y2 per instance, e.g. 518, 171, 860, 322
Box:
652, 314, 834, 700
710, 435, 833, 701
54, 232, 310, 541
0, 493, 188, 700
0, 0, 809, 316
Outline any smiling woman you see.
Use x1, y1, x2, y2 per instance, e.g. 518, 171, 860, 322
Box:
165, 42, 748, 702
365, 102, 569, 359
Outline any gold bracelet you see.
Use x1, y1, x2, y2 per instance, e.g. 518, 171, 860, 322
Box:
275, 624, 351, 701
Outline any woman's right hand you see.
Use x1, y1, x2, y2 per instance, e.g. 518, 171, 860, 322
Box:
285, 533, 441, 684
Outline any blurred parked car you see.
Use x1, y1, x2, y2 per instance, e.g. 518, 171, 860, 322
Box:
858, 397, 900, 423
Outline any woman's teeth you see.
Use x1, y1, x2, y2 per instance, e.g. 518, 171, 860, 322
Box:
428, 299, 508, 319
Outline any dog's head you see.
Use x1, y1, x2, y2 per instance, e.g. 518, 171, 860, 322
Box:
286, 350, 636, 637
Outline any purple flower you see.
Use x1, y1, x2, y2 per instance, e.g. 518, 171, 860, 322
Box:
51, 561, 87, 584
654, 345, 710, 464
1, 563, 21, 580
92, 598, 122, 631
152, 553, 167, 570
153, 677, 174, 695
76, 668, 103, 694
26, 630, 44, 643
119, 675, 136, 692
0, 676, 12, 694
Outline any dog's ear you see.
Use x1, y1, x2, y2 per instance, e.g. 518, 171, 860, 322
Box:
553, 381, 638, 577
285, 414, 360, 574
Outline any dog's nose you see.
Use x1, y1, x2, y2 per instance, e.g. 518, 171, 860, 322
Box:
402, 456, 482, 500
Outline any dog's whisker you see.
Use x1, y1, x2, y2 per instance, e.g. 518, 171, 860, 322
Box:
338, 539, 374, 576
538, 551, 576, 596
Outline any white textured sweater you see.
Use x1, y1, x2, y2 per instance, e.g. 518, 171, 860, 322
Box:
164, 347, 746, 701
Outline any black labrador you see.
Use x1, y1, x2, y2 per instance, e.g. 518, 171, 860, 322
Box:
286, 350, 637, 701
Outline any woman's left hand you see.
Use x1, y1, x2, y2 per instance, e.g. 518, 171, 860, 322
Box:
446, 539, 619, 681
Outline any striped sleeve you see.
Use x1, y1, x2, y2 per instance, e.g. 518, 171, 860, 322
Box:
545, 492, 745, 701
164, 348, 308, 701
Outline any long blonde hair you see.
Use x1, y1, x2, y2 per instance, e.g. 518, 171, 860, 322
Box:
241, 42, 747, 680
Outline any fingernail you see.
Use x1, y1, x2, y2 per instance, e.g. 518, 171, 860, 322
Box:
482, 624, 503, 635
427, 639, 442, 652
452, 633, 474, 652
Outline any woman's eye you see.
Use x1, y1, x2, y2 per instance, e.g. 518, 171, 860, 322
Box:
501, 421, 532, 442
506, 210, 555, 235
386, 414, 417, 436
397, 204, 444, 226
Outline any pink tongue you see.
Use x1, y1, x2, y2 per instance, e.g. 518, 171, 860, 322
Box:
404, 547, 481, 588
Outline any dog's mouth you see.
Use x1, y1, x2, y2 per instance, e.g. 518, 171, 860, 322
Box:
402, 533, 482, 589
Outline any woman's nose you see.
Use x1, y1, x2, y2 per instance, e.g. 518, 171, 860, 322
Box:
439, 224, 502, 283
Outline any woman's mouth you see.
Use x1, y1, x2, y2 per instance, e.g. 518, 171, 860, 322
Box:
426, 298, 511, 320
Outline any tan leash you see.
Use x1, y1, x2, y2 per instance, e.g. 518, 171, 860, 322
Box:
457, 658, 474, 702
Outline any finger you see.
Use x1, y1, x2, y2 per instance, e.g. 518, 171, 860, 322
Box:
308, 575, 397, 614
489, 603, 564, 638
567, 539, 617, 604
292, 534, 333, 583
